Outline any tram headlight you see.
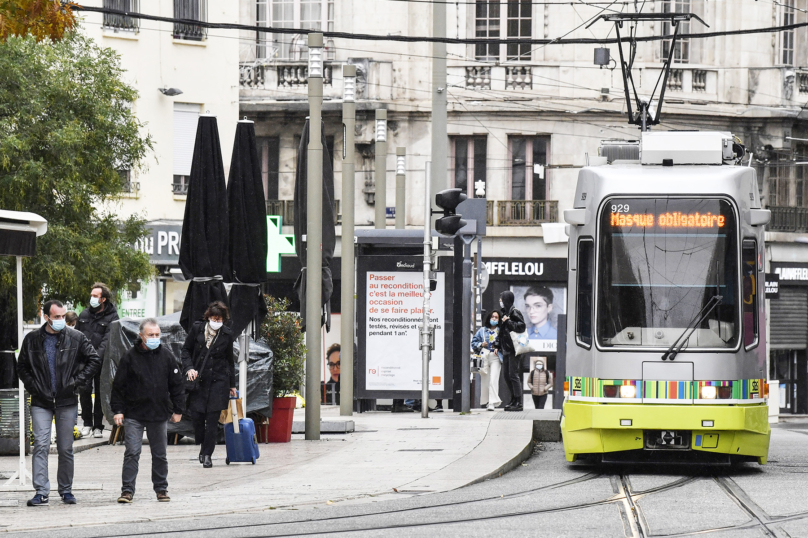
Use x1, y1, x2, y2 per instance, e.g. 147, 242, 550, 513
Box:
619, 385, 637, 399
701, 386, 718, 399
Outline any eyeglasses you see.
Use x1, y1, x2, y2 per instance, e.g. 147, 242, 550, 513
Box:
327, 361, 341, 368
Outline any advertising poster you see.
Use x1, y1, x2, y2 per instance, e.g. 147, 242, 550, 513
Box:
510, 285, 566, 352
365, 270, 445, 392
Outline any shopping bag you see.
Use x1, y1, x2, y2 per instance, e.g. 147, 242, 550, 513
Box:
510, 331, 535, 356
219, 398, 244, 424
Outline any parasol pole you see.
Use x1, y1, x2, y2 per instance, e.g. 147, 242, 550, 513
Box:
304, 33, 324, 440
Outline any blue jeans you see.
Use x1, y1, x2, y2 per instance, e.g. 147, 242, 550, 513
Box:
31, 405, 77, 497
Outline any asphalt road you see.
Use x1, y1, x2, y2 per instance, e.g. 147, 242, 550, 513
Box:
14, 422, 808, 538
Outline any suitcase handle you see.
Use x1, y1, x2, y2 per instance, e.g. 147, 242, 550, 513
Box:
230, 397, 240, 434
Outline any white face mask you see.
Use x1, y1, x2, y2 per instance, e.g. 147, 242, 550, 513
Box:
89, 297, 101, 308
209, 320, 223, 331
499, 300, 505, 309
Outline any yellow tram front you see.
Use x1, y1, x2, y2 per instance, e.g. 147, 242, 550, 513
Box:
562, 167, 771, 465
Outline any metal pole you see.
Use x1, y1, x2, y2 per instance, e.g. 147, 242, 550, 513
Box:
340, 64, 356, 416
421, 163, 432, 419
395, 147, 406, 229
374, 109, 387, 229
17, 256, 25, 485
431, 0, 447, 197
305, 33, 324, 440
461, 237, 472, 414
238, 328, 248, 413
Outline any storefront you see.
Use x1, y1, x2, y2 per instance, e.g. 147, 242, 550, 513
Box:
130, 220, 189, 318
770, 262, 808, 414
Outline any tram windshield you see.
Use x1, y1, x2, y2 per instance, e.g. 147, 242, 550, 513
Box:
597, 198, 738, 349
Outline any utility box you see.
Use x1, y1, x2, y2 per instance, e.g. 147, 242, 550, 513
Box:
641, 131, 734, 165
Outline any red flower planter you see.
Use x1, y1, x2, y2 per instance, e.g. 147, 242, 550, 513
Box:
259, 396, 296, 443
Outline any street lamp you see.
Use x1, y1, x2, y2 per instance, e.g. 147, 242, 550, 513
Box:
395, 147, 406, 229
305, 32, 324, 441
375, 109, 387, 229
340, 64, 357, 416
343, 70, 356, 103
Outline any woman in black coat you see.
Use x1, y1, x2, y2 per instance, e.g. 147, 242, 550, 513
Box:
181, 301, 236, 468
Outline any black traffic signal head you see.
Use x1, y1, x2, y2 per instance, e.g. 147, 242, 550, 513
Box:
434, 188, 468, 236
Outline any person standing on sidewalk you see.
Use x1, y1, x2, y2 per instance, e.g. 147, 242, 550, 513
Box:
182, 302, 236, 468
16, 300, 101, 507
472, 310, 502, 411
498, 291, 526, 412
527, 360, 553, 410
76, 282, 119, 438
111, 318, 184, 503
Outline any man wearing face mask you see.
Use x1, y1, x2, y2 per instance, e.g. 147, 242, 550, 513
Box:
111, 319, 184, 503
17, 300, 102, 507
76, 282, 119, 438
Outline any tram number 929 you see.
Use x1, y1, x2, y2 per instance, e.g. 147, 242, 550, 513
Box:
611, 204, 630, 213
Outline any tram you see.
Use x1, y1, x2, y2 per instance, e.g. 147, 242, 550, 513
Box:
561, 131, 771, 464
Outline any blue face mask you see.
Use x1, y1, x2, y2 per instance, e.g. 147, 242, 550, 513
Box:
50, 319, 66, 331
145, 338, 160, 350
490, 320, 498, 326
89, 297, 101, 308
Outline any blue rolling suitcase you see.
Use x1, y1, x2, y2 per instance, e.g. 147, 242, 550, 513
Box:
224, 394, 260, 465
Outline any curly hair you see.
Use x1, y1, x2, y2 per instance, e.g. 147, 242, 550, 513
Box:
203, 301, 230, 321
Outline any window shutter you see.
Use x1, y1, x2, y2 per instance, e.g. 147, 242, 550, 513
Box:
173, 103, 200, 175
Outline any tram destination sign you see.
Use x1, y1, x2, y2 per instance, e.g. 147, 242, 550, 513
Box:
765, 273, 780, 300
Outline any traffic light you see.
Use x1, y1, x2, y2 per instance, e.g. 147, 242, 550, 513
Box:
434, 188, 468, 236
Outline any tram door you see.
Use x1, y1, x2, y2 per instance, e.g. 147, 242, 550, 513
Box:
771, 349, 808, 414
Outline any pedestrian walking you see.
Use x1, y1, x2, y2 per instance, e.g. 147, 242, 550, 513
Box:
76, 282, 119, 438
16, 300, 101, 506
182, 301, 236, 468
527, 360, 553, 410
472, 310, 502, 411
111, 318, 184, 503
498, 291, 526, 412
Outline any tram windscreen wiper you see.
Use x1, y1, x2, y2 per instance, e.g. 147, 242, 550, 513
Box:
661, 295, 723, 361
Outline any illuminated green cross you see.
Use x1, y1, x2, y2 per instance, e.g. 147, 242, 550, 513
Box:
266, 215, 296, 273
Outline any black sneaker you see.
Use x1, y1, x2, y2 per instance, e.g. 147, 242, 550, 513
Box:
27, 494, 48, 507
61, 493, 77, 504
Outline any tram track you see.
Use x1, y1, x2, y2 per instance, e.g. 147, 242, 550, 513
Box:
43, 464, 808, 538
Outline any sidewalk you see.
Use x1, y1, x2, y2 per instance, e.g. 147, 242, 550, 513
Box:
0, 406, 534, 533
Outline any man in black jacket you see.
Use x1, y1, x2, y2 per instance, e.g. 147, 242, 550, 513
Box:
111, 318, 184, 503
498, 291, 527, 412
76, 282, 119, 438
17, 300, 102, 507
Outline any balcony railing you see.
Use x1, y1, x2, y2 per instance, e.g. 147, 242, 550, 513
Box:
768, 206, 808, 233
505, 66, 532, 90
486, 200, 558, 226
172, 175, 189, 195
266, 199, 341, 226
103, 0, 139, 32
799, 71, 808, 95
692, 70, 707, 92
240, 63, 334, 89
173, 0, 207, 41
465, 66, 491, 90
667, 69, 684, 91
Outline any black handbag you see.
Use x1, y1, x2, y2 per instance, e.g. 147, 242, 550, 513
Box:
185, 332, 218, 393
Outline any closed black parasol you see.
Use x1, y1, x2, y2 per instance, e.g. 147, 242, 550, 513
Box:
178, 115, 229, 332
226, 120, 268, 336
293, 119, 336, 331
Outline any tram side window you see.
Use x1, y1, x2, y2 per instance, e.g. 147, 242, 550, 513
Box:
743, 240, 759, 348
577, 239, 594, 347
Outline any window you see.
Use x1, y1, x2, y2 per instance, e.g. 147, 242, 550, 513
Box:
259, 0, 335, 60
779, 0, 795, 66
103, 0, 139, 32
661, 0, 690, 63
257, 137, 281, 200
576, 239, 594, 348
173, 103, 199, 195
173, 0, 207, 41
742, 240, 759, 349
450, 136, 487, 198
474, 0, 532, 62
797, 145, 807, 207
597, 198, 739, 350
509, 136, 549, 200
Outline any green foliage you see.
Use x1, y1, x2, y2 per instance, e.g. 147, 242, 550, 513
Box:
0, 31, 154, 317
259, 295, 306, 399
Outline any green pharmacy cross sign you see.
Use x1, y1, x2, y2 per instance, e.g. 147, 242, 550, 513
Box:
266, 215, 296, 273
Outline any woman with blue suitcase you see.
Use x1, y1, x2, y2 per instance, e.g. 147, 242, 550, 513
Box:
182, 302, 237, 468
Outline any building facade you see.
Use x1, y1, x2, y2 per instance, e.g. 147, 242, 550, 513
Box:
237, 0, 808, 416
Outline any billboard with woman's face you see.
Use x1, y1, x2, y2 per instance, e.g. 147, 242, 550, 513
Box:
511, 285, 566, 352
